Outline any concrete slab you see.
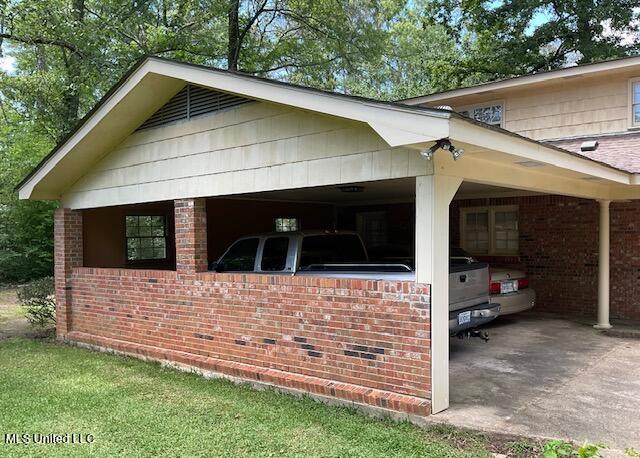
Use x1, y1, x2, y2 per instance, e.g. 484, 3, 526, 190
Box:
432, 313, 640, 450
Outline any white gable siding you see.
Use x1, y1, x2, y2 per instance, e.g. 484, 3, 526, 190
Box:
62, 101, 431, 209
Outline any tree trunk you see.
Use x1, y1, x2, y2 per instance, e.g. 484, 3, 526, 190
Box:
227, 0, 240, 71
60, 0, 84, 135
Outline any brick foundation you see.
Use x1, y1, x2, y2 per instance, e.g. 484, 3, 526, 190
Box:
452, 195, 640, 321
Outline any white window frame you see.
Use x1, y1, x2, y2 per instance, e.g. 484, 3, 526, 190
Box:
628, 77, 640, 130
456, 100, 505, 128
460, 205, 519, 256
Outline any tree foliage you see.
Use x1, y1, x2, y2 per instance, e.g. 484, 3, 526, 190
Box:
428, 0, 640, 78
0, 0, 638, 283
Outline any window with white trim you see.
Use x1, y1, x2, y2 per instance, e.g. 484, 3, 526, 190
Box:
460, 206, 519, 255
458, 102, 504, 127
631, 80, 640, 127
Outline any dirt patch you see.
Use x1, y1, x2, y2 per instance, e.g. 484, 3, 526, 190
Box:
424, 424, 545, 457
0, 287, 53, 339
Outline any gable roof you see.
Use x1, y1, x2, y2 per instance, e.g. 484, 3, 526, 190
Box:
402, 55, 640, 105
16, 56, 638, 201
16, 56, 457, 200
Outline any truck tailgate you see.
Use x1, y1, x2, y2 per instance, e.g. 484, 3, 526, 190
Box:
449, 263, 490, 312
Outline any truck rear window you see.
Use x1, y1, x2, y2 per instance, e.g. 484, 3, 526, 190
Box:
261, 237, 289, 271
217, 238, 259, 271
299, 235, 367, 268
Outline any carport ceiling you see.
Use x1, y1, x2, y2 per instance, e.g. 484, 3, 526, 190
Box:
227, 179, 541, 205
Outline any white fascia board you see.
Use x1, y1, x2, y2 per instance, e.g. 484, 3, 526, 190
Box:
403, 56, 640, 105
144, 59, 451, 147
449, 118, 632, 185
17, 61, 158, 200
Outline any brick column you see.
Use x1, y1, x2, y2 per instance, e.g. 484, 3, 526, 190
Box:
54, 208, 83, 340
174, 198, 208, 274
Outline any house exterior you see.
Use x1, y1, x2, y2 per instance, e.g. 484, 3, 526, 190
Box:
17, 56, 640, 420
403, 58, 640, 323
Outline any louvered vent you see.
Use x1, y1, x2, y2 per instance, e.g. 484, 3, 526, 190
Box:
137, 84, 253, 131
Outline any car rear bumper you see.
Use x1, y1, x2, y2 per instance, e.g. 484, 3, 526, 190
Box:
490, 288, 536, 315
449, 302, 501, 335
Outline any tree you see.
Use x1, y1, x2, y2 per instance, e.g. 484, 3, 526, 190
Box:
429, 0, 640, 78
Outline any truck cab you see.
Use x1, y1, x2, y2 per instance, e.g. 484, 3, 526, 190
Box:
211, 231, 500, 337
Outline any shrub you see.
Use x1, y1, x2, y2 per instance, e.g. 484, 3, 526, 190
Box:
17, 277, 55, 327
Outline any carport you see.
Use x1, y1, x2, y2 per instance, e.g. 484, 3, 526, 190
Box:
16, 57, 640, 418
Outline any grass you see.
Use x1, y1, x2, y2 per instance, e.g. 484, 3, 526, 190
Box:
0, 338, 510, 458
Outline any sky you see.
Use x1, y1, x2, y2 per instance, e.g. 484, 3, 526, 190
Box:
0, 55, 17, 73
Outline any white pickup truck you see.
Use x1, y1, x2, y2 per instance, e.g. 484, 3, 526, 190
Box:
210, 231, 500, 337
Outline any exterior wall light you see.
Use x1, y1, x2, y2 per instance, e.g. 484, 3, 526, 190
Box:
420, 139, 465, 161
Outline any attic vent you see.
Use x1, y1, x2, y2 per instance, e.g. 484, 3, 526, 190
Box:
136, 84, 252, 131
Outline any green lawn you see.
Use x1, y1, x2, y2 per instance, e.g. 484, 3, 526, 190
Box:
0, 339, 537, 457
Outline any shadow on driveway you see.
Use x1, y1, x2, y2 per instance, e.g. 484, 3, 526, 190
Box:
436, 312, 640, 450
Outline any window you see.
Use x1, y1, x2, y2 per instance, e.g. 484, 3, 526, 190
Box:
299, 234, 367, 268
216, 238, 259, 271
460, 206, 519, 255
458, 102, 504, 127
631, 80, 640, 128
275, 217, 299, 232
125, 215, 167, 261
261, 237, 290, 271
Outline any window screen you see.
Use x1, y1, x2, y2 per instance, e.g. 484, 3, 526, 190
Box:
464, 211, 490, 254
494, 209, 519, 253
299, 235, 367, 268
261, 237, 289, 271
217, 238, 259, 271
125, 215, 167, 261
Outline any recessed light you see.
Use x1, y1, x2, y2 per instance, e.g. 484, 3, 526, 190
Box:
516, 160, 545, 168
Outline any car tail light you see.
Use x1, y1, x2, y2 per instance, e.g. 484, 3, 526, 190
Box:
489, 281, 501, 295
517, 278, 529, 289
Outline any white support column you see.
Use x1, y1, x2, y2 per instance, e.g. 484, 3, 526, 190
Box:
595, 199, 612, 330
415, 174, 462, 414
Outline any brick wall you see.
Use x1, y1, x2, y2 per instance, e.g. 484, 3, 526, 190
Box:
451, 195, 640, 321
175, 198, 207, 273
54, 208, 83, 339
66, 269, 432, 415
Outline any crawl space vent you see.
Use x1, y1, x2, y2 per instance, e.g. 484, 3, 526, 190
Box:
136, 84, 253, 131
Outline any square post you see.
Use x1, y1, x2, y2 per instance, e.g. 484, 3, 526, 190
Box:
54, 208, 83, 340
174, 198, 208, 274
415, 174, 461, 414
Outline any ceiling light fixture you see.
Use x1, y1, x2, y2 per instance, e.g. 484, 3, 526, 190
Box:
420, 139, 464, 161
338, 185, 365, 193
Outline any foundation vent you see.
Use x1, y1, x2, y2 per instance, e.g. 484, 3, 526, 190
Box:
137, 84, 253, 131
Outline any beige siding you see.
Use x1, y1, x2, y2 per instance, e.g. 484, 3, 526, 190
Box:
62, 102, 430, 209
504, 76, 629, 140
425, 72, 637, 141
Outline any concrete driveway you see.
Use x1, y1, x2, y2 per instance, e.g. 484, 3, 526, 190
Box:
434, 313, 640, 450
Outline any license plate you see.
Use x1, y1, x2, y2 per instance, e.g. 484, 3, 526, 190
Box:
458, 311, 471, 325
500, 280, 518, 294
